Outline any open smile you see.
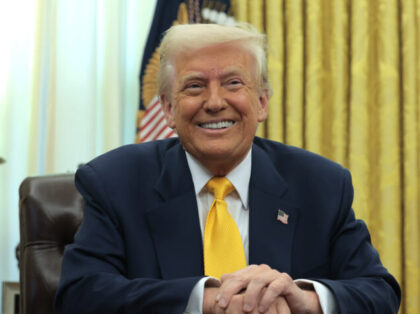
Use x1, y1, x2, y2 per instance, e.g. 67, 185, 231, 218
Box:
198, 120, 236, 130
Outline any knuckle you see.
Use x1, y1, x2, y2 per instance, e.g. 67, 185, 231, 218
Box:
269, 280, 283, 291
258, 263, 271, 271
235, 277, 247, 287
280, 272, 293, 283
248, 264, 258, 271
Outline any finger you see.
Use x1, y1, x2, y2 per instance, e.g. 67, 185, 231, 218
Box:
220, 265, 254, 284
263, 302, 278, 314
242, 270, 279, 312
225, 294, 244, 314
256, 296, 290, 314
217, 265, 262, 308
217, 279, 247, 308
213, 305, 227, 314
264, 306, 277, 314
220, 272, 232, 283
275, 296, 291, 314
258, 273, 293, 312
219, 264, 277, 309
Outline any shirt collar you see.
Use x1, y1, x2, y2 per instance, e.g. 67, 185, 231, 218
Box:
185, 149, 252, 207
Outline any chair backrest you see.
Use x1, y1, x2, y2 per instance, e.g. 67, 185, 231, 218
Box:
19, 174, 83, 314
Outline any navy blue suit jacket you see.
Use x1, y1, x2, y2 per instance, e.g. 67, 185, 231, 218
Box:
55, 137, 400, 313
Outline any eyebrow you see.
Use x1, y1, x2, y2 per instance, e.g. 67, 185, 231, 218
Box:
178, 73, 206, 87
219, 67, 246, 78
178, 67, 246, 86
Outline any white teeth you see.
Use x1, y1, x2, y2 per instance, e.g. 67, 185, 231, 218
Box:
200, 121, 234, 129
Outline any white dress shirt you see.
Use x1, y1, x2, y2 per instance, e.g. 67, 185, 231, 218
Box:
183, 149, 337, 313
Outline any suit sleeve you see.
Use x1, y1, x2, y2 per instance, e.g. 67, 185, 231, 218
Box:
315, 169, 401, 313
54, 165, 202, 314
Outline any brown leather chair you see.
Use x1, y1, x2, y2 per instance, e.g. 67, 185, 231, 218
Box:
19, 174, 83, 314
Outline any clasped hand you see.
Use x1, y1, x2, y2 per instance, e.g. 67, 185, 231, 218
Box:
203, 264, 322, 314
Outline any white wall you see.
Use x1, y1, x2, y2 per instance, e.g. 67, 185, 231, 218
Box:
0, 0, 157, 309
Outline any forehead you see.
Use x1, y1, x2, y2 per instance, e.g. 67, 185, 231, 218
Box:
173, 42, 257, 79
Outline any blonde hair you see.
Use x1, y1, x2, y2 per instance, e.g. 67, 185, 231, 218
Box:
157, 23, 271, 97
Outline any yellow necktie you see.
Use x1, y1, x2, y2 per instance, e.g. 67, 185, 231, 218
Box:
204, 177, 246, 279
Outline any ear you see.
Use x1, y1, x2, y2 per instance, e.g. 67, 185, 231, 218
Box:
160, 94, 176, 128
257, 89, 269, 122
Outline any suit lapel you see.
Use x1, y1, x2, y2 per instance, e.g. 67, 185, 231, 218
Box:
145, 140, 300, 278
145, 142, 204, 279
248, 144, 299, 274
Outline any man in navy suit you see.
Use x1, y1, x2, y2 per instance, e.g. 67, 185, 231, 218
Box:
55, 24, 400, 313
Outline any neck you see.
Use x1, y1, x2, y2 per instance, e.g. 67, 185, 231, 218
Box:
204, 160, 240, 177
190, 151, 251, 177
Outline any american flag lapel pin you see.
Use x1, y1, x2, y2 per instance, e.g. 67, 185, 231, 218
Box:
277, 209, 289, 224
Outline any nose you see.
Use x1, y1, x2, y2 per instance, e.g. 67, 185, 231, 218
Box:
203, 82, 226, 112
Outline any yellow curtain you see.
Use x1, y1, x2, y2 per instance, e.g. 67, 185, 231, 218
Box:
232, 0, 420, 313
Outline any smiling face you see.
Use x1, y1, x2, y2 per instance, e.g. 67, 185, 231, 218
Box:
161, 42, 269, 175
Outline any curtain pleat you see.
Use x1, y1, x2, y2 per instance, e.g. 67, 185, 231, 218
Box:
248, 0, 265, 138
28, 0, 44, 174
44, 1, 58, 173
348, 0, 372, 227
266, 0, 284, 142
401, 1, 420, 312
375, 0, 403, 290
284, 0, 304, 147
329, 0, 350, 167
304, 0, 323, 154
232, 0, 420, 312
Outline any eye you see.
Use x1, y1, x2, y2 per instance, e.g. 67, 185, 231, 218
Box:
225, 78, 243, 90
185, 82, 203, 90
229, 79, 242, 85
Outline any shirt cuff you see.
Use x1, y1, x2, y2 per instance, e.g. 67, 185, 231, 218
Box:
184, 277, 220, 314
295, 279, 338, 314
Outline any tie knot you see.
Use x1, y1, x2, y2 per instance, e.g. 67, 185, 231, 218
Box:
206, 177, 234, 200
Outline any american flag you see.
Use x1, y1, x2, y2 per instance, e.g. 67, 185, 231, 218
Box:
277, 209, 289, 225
138, 96, 175, 142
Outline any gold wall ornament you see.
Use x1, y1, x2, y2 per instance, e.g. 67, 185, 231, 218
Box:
140, 3, 189, 109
